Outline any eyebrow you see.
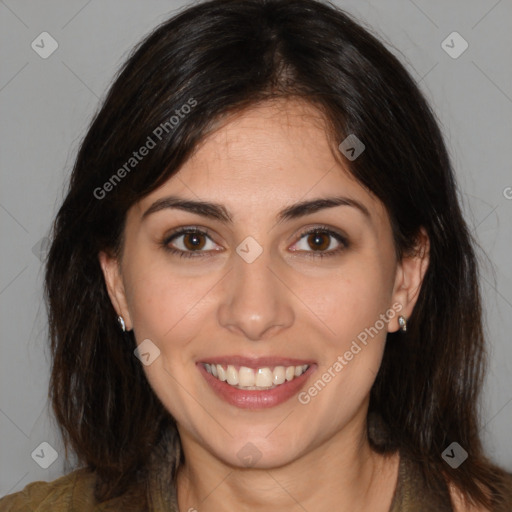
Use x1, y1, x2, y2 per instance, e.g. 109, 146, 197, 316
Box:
141, 195, 371, 224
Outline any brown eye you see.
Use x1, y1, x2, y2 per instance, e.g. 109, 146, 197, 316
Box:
182, 232, 207, 251
163, 228, 219, 258
290, 226, 348, 258
306, 232, 331, 251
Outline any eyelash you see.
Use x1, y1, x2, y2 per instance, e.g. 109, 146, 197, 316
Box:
161, 225, 349, 259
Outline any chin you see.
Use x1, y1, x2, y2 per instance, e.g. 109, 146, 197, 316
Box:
207, 430, 310, 470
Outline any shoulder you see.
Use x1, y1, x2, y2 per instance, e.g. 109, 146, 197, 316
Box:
448, 471, 512, 512
0, 468, 97, 512
449, 485, 488, 512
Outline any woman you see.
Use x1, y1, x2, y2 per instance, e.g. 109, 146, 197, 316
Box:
1, 0, 511, 510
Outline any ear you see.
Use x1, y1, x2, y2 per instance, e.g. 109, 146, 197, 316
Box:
388, 227, 430, 333
98, 251, 133, 331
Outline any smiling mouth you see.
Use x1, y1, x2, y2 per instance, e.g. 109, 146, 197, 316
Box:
202, 363, 310, 390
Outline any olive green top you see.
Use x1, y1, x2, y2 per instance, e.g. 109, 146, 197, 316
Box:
2, 452, 512, 511
2, 412, 512, 512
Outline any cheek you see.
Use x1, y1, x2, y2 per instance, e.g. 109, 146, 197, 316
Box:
124, 257, 223, 363
292, 256, 392, 410
291, 257, 391, 343
124, 257, 199, 340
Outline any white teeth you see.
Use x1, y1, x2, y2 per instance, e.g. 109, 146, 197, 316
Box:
273, 366, 286, 385
255, 368, 273, 387
238, 366, 255, 387
204, 363, 310, 389
217, 365, 227, 382
226, 365, 239, 385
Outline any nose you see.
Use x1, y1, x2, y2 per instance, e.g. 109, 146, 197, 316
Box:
217, 248, 295, 341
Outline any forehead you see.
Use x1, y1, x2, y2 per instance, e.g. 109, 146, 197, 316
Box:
184, 99, 342, 184
134, 98, 389, 228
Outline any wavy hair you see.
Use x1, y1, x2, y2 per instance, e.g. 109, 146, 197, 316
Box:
44, 0, 510, 508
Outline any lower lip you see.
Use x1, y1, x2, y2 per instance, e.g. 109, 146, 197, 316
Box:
198, 364, 315, 409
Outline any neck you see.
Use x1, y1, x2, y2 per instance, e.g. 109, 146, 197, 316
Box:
175, 416, 399, 512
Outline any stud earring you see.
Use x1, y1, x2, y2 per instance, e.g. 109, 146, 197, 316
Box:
117, 315, 126, 332
398, 315, 407, 332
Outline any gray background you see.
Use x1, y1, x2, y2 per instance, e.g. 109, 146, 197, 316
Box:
1, 0, 511, 497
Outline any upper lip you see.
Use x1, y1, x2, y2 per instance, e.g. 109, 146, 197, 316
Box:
197, 356, 315, 369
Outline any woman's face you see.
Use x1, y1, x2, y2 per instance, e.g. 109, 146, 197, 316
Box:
100, 98, 427, 469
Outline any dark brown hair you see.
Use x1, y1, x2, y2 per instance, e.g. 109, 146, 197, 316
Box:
44, 0, 510, 508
